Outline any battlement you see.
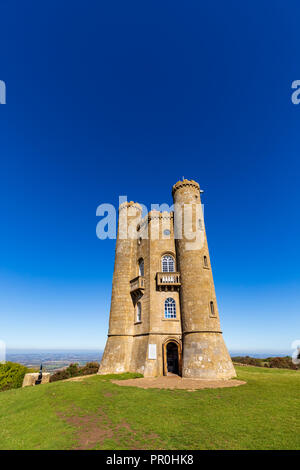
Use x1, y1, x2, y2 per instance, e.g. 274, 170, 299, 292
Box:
119, 201, 143, 212
172, 178, 200, 196
147, 210, 174, 221
137, 210, 174, 236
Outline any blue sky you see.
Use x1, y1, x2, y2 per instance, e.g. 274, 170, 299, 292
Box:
0, 1, 299, 352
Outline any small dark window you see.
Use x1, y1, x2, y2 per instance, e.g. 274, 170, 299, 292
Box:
136, 302, 142, 322
210, 301, 215, 316
204, 256, 208, 267
139, 259, 144, 276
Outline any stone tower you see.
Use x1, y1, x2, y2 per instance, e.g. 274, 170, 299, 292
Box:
99, 179, 236, 379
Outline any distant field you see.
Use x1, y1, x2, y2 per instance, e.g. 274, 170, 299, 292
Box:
6, 351, 293, 374
0, 366, 299, 450
6, 351, 103, 373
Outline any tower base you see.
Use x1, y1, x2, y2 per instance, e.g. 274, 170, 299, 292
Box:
98, 335, 133, 375
182, 332, 236, 379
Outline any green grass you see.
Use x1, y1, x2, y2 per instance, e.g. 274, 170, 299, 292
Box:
0, 366, 299, 450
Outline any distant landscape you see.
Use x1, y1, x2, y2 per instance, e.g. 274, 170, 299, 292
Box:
6, 350, 103, 373
5, 349, 293, 373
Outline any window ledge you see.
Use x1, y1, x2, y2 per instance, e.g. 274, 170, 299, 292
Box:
162, 318, 180, 322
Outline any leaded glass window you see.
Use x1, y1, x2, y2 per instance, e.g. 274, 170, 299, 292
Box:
162, 255, 175, 272
164, 298, 176, 319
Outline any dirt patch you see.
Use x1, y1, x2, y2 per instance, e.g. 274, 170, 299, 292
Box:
57, 407, 159, 450
112, 376, 246, 390
64, 374, 97, 382
62, 409, 113, 449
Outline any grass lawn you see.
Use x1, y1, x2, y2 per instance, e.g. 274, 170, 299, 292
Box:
0, 366, 299, 450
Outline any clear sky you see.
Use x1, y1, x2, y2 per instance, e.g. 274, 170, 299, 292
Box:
0, 1, 299, 353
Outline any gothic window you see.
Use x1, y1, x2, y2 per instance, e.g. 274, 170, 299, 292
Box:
136, 302, 142, 322
164, 298, 176, 319
162, 255, 175, 272
139, 258, 144, 276
210, 301, 215, 316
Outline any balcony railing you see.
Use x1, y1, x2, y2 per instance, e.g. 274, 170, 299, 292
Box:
130, 276, 145, 294
156, 272, 181, 289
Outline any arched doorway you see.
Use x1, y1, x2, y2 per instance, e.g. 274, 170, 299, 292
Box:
163, 340, 182, 376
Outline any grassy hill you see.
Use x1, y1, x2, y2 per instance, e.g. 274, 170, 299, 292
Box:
0, 366, 299, 450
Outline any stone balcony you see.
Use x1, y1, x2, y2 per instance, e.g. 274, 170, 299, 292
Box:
156, 272, 181, 291
130, 276, 145, 296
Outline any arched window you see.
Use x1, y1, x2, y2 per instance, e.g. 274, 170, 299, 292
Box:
136, 302, 142, 322
162, 255, 175, 272
164, 298, 176, 319
138, 259, 144, 276
204, 255, 208, 267
210, 301, 215, 316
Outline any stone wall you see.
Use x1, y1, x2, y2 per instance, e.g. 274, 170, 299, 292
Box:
22, 373, 50, 387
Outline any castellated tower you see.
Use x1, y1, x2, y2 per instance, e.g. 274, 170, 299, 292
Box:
99, 179, 236, 379
98, 201, 142, 374
172, 180, 236, 379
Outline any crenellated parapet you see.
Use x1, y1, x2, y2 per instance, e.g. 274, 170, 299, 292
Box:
119, 201, 143, 212
172, 179, 200, 196
147, 210, 174, 221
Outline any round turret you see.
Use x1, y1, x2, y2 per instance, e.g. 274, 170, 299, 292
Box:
98, 201, 141, 374
172, 179, 236, 379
